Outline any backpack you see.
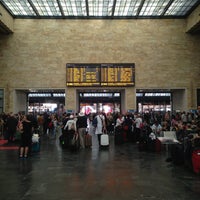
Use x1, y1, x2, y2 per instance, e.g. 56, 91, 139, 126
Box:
92, 117, 98, 128
70, 122, 75, 130
48, 121, 53, 129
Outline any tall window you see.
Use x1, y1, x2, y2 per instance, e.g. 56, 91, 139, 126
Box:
0, 89, 4, 113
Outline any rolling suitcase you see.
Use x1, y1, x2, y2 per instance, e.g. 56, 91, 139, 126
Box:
138, 141, 147, 151
32, 142, 40, 153
192, 149, 200, 174
100, 134, 109, 148
147, 139, 156, 152
171, 143, 184, 165
114, 126, 124, 145
155, 138, 162, 152
85, 133, 92, 148
114, 131, 124, 145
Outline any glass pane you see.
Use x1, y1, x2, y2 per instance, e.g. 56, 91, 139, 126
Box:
2, 0, 36, 16
1, 0, 200, 18
139, 0, 171, 16
165, 0, 199, 16
31, 0, 61, 16
115, 0, 141, 16
60, 0, 87, 16
88, 0, 114, 16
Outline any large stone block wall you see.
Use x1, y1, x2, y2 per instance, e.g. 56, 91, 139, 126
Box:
0, 4, 14, 33
0, 19, 200, 112
186, 5, 200, 33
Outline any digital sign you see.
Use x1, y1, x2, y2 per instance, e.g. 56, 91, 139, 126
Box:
101, 64, 135, 86
66, 64, 101, 86
66, 63, 135, 87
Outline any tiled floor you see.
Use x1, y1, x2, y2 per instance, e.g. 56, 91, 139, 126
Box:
0, 130, 200, 200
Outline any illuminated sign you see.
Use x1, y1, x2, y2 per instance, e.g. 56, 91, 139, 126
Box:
66, 64, 101, 86
28, 93, 65, 97
66, 63, 135, 87
82, 93, 120, 97
144, 93, 171, 97
101, 64, 135, 86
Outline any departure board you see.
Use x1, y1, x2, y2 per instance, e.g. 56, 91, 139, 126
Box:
66, 64, 101, 86
101, 64, 135, 86
66, 63, 135, 86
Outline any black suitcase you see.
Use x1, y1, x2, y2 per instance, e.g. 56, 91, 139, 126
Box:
138, 141, 147, 151
114, 127, 124, 145
59, 134, 69, 149
147, 139, 156, 152
171, 143, 184, 165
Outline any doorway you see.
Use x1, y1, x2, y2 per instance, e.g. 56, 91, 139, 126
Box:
14, 89, 65, 114
136, 89, 172, 113
78, 91, 121, 114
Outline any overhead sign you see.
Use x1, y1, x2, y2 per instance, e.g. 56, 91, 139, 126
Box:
101, 63, 135, 86
66, 63, 135, 87
66, 64, 101, 86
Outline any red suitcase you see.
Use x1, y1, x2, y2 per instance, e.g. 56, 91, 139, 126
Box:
192, 149, 200, 174
155, 138, 162, 152
84, 133, 92, 148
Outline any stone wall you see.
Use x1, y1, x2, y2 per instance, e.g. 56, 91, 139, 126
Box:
0, 4, 14, 33
0, 19, 200, 112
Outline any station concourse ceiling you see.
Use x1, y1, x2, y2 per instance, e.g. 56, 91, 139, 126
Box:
0, 0, 200, 19
0, 1, 200, 34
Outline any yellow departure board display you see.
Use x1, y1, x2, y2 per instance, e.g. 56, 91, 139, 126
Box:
66, 64, 101, 86
66, 63, 135, 86
101, 64, 135, 86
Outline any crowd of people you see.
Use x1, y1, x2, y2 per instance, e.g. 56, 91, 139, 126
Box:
0, 110, 200, 156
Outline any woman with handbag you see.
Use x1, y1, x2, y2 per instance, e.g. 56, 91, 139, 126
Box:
19, 115, 33, 158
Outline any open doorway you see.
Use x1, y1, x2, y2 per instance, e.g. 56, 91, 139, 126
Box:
14, 89, 65, 114
136, 89, 172, 113
78, 91, 121, 114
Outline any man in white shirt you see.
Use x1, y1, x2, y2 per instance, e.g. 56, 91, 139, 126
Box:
95, 112, 106, 145
134, 113, 143, 142
151, 121, 162, 137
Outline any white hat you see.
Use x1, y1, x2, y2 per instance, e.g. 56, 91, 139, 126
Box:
79, 112, 84, 116
69, 114, 74, 119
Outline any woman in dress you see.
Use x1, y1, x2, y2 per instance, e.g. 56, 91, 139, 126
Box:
19, 115, 33, 158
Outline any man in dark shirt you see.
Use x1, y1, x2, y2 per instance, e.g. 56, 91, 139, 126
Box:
76, 112, 88, 149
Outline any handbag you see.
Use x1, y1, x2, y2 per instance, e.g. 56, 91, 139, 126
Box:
32, 134, 40, 143
123, 125, 129, 131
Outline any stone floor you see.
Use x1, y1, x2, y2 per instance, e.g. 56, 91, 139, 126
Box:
0, 131, 200, 200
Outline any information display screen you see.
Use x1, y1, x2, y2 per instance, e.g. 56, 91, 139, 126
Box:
101, 64, 135, 86
66, 64, 101, 86
66, 63, 135, 86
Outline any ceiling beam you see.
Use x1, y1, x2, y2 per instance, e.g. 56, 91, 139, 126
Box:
57, 0, 65, 17
136, 0, 146, 17
161, 0, 175, 16
111, 0, 117, 17
85, 0, 89, 17
27, 0, 39, 16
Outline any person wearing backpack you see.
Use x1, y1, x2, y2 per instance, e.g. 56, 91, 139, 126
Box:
63, 114, 78, 149
76, 112, 88, 149
64, 115, 77, 132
